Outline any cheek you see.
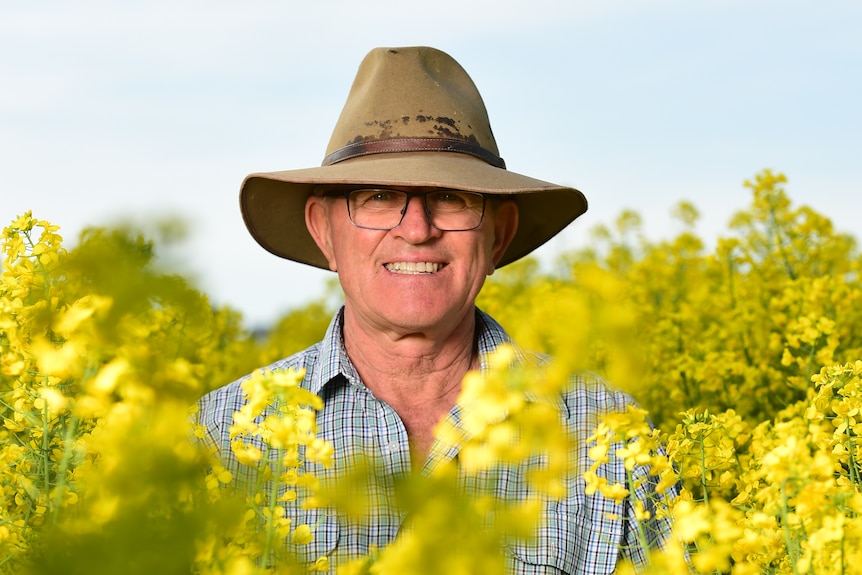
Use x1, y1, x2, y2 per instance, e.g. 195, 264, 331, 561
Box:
330, 229, 382, 281
328, 219, 363, 266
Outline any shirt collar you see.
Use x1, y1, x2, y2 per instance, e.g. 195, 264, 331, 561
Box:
309, 306, 528, 393
307, 307, 358, 396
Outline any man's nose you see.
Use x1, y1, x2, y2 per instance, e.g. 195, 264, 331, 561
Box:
400, 195, 430, 222
394, 195, 440, 241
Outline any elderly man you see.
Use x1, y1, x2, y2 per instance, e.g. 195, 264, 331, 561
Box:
197, 46, 673, 573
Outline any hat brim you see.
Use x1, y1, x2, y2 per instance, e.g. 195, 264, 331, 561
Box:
240, 152, 587, 270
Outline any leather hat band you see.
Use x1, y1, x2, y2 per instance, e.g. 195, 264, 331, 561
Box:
322, 137, 506, 169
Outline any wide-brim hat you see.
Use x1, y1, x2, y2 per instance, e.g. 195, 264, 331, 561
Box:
240, 46, 587, 270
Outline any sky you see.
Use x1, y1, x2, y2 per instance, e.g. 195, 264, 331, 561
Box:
3, 1, 860, 328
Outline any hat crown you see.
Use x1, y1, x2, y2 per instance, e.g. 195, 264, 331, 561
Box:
239, 46, 587, 271
324, 46, 500, 161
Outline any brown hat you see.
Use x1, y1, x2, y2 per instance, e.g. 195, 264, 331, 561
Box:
240, 46, 587, 270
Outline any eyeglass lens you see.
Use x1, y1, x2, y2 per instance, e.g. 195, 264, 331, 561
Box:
346, 189, 486, 231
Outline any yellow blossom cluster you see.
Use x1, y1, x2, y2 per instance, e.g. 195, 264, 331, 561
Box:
479, 170, 862, 573
0, 214, 265, 574
3, 168, 862, 574
631, 362, 862, 574
220, 366, 333, 568
436, 344, 573, 497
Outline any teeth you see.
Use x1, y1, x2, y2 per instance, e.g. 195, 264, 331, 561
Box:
385, 262, 441, 274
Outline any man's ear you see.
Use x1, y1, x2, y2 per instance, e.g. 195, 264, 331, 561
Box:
488, 199, 519, 274
305, 195, 338, 272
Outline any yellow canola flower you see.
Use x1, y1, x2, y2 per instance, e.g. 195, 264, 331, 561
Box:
583, 470, 629, 502
73, 394, 112, 419
459, 371, 524, 436
1, 354, 26, 377
308, 556, 330, 572
306, 437, 334, 467
278, 489, 297, 503
232, 440, 263, 466
9, 211, 37, 233
90, 357, 130, 396
599, 482, 630, 502
53, 294, 112, 338
337, 555, 374, 575
88, 494, 121, 526
615, 436, 656, 471
37, 386, 68, 419
32, 337, 83, 378
291, 524, 314, 545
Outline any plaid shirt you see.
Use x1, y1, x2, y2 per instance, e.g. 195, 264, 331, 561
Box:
197, 308, 674, 574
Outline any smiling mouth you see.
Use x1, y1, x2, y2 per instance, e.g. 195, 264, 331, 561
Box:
384, 262, 443, 274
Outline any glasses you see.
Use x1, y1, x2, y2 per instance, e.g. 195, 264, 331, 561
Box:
337, 189, 488, 231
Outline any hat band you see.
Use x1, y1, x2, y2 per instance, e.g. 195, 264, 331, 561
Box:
321, 137, 507, 169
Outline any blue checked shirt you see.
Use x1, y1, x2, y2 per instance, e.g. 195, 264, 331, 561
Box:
197, 307, 675, 574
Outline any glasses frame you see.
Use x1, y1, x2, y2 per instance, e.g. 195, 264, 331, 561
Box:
332, 188, 489, 232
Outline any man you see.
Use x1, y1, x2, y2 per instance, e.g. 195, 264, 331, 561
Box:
197, 46, 673, 573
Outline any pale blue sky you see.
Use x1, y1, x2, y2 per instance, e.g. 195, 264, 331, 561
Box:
3, 1, 860, 327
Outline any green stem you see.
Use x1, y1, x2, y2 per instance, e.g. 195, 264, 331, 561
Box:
779, 478, 802, 575
699, 434, 709, 505
49, 415, 79, 525
844, 419, 861, 488
841, 531, 846, 575
267, 458, 285, 565
41, 398, 50, 496
626, 468, 652, 562
23, 230, 54, 300
0, 549, 20, 571
261, 398, 287, 566
765, 198, 797, 281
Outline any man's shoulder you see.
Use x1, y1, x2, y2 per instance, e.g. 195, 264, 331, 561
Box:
556, 370, 642, 437
266, 341, 325, 377
475, 308, 640, 414
197, 341, 324, 415
200, 308, 344, 408
564, 370, 638, 411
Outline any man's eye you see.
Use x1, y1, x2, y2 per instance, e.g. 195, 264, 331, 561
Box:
369, 192, 394, 202
354, 190, 402, 206
432, 193, 468, 207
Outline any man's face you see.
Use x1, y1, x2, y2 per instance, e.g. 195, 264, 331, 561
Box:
305, 188, 518, 338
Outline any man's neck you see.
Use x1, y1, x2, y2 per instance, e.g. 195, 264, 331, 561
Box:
340, 307, 480, 466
